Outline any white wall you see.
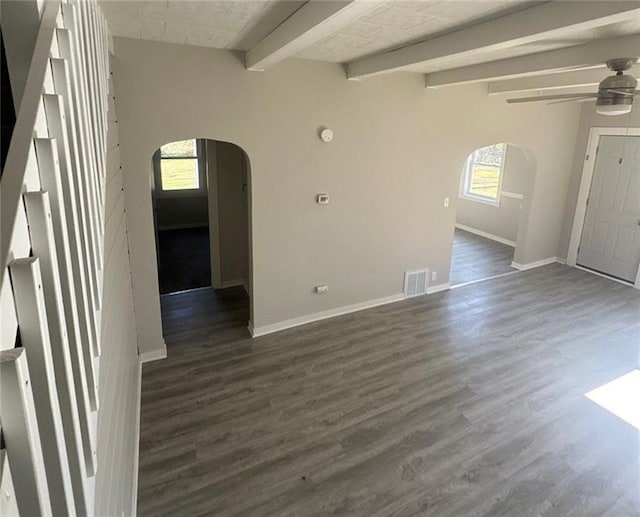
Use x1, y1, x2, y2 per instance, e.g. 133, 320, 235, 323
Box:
558, 103, 640, 260
94, 75, 141, 516
112, 37, 581, 353
456, 145, 528, 243
216, 141, 250, 287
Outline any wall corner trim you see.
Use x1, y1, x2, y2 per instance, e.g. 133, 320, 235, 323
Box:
455, 223, 516, 248
426, 283, 450, 295
250, 293, 405, 338
140, 346, 167, 363
511, 257, 563, 271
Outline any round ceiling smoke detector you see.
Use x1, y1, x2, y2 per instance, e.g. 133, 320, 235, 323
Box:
319, 128, 334, 143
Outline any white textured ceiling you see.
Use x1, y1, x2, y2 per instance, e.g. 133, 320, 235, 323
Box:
100, 0, 539, 55
100, 1, 305, 50
100, 0, 640, 72
295, 0, 535, 62
405, 17, 640, 73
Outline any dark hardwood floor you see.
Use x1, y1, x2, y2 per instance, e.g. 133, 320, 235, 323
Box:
139, 264, 640, 516
160, 285, 250, 345
157, 227, 212, 294
450, 228, 516, 286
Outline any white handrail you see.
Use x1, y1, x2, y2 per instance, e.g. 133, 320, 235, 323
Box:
0, 0, 61, 280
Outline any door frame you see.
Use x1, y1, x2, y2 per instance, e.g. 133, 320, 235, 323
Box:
566, 126, 640, 288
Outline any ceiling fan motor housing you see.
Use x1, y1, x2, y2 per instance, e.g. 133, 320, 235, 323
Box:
596, 72, 637, 115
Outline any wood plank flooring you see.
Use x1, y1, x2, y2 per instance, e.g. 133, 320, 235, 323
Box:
450, 228, 516, 286
159, 285, 250, 346
139, 264, 640, 516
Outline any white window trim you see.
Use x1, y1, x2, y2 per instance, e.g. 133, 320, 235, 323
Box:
153, 139, 207, 198
459, 144, 508, 207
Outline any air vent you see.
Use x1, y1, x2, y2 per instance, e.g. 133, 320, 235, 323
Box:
404, 268, 428, 298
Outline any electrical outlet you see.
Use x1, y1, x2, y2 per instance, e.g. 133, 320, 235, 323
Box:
431, 271, 437, 282
315, 285, 329, 294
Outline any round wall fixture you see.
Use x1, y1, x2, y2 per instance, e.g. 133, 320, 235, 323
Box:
319, 128, 334, 143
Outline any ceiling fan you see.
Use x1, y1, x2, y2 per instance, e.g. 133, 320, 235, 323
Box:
507, 58, 639, 116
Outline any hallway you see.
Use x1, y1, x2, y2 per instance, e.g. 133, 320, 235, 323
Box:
160, 286, 250, 346
450, 228, 516, 286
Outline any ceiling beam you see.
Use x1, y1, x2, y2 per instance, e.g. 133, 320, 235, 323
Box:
425, 34, 640, 88
246, 0, 374, 71
488, 66, 639, 94
347, 1, 640, 80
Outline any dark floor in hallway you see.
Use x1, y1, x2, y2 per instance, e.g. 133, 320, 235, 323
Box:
139, 264, 640, 516
450, 227, 516, 286
160, 285, 250, 346
157, 227, 211, 294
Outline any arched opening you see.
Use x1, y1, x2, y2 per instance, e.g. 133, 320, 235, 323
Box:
150, 137, 252, 341
450, 142, 536, 287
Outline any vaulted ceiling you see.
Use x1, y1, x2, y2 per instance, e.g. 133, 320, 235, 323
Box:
100, 0, 640, 92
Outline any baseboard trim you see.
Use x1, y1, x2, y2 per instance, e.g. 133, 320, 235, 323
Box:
250, 293, 405, 338
140, 346, 167, 363
511, 257, 561, 271
455, 223, 516, 248
221, 279, 244, 289
426, 283, 450, 294
130, 360, 142, 515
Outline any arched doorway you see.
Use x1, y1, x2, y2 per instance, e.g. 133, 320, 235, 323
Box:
150, 138, 253, 341
450, 142, 536, 287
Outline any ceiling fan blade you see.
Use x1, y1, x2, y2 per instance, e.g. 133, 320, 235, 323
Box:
605, 89, 636, 97
547, 97, 596, 105
507, 93, 598, 104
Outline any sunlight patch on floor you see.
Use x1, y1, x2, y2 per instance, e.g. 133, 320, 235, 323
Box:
585, 370, 640, 430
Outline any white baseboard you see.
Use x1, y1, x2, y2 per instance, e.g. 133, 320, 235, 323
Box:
455, 223, 516, 248
221, 278, 244, 289
511, 257, 561, 271
130, 360, 142, 515
140, 346, 167, 363
221, 278, 250, 296
555, 257, 567, 265
426, 283, 450, 294
250, 293, 405, 337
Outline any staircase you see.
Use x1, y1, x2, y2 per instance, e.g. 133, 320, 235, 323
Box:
0, 1, 118, 514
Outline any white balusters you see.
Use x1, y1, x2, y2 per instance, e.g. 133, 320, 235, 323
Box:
1, 0, 115, 511
24, 191, 92, 515
0, 348, 51, 516
9, 257, 76, 515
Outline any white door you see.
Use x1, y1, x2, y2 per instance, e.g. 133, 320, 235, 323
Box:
577, 135, 640, 283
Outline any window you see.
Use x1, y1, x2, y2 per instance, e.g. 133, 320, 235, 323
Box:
159, 139, 201, 191
460, 143, 506, 206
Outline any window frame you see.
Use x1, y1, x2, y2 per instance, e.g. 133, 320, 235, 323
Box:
153, 139, 207, 198
459, 144, 507, 207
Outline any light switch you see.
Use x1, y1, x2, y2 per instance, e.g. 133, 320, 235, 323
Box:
444, 197, 450, 208
317, 194, 330, 204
